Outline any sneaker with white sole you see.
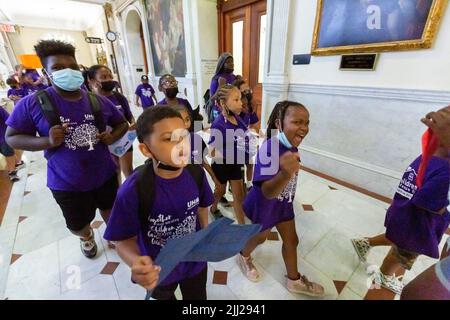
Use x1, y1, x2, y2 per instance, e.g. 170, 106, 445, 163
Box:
286, 275, 325, 297
80, 229, 97, 259
15, 161, 26, 170
236, 254, 260, 282
8, 171, 19, 182
373, 270, 404, 295
351, 238, 371, 263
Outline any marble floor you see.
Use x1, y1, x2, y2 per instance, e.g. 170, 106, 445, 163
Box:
0, 119, 448, 300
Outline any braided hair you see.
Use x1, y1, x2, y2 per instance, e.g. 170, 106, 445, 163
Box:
213, 84, 239, 115
266, 101, 307, 138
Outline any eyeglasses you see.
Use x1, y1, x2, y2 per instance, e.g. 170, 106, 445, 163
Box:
161, 78, 178, 89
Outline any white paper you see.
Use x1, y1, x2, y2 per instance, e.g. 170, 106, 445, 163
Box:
108, 130, 137, 157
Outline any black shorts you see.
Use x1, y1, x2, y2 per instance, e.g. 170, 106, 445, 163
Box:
151, 266, 207, 300
0, 142, 14, 157
51, 174, 119, 231
211, 163, 244, 185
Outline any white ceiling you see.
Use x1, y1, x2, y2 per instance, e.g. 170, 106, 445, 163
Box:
0, 0, 108, 31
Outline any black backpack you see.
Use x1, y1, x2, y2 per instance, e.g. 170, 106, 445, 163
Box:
203, 89, 215, 124
35, 90, 106, 132
135, 160, 205, 232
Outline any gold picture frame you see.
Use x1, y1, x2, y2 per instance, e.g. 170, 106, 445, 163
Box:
311, 0, 448, 56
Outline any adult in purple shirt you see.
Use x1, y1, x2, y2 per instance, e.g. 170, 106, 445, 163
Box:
5, 40, 129, 259
351, 144, 450, 295
209, 53, 238, 122
104, 106, 214, 299
135, 75, 157, 109
88, 64, 137, 180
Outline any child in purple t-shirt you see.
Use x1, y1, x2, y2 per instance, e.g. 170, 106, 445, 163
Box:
208, 84, 258, 225
6, 77, 27, 105
5, 40, 129, 259
351, 146, 450, 295
238, 101, 325, 297
104, 106, 214, 300
89, 64, 136, 180
233, 78, 260, 190
135, 75, 157, 109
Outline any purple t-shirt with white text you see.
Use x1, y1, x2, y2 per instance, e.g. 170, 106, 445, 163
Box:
135, 84, 155, 108
243, 137, 299, 231
385, 155, 450, 258
6, 87, 126, 191
104, 167, 214, 286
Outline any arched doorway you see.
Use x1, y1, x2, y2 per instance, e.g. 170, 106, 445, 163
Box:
124, 10, 149, 90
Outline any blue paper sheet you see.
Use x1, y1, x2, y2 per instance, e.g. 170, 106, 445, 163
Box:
145, 218, 261, 299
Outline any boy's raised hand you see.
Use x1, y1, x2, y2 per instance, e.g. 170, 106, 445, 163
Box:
48, 123, 68, 148
131, 256, 161, 290
280, 151, 301, 179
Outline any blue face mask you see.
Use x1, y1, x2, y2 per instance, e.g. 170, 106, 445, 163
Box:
49, 68, 84, 92
277, 130, 293, 149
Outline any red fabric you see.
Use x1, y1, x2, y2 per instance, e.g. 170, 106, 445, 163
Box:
417, 128, 439, 188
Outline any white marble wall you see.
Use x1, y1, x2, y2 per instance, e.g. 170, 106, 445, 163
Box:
263, 83, 450, 198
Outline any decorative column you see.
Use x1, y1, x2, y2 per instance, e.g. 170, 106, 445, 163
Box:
261, 0, 292, 128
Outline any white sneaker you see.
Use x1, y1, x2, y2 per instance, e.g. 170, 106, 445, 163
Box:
373, 270, 404, 295
236, 254, 260, 282
351, 238, 371, 263
286, 275, 325, 297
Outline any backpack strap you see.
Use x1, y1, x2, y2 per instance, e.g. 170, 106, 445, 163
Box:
35, 90, 61, 127
136, 159, 156, 230
185, 164, 204, 194
87, 92, 106, 133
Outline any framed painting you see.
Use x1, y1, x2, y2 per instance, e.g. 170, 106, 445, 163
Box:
311, 0, 448, 56
145, 0, 187, 76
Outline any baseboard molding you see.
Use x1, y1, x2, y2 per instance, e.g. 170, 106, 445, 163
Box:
299, 145, 403, 180
264, 83, 450, 104
300, 165, 392, 204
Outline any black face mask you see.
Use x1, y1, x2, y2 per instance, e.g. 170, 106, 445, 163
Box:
223, 67, 234, 74
165, 88, 179, 99
144, 143, 181, 172
101, 80, 116, 92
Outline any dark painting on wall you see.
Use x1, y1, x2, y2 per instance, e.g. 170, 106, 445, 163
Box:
145, 0, 187, 77
311, 0, 447, 56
